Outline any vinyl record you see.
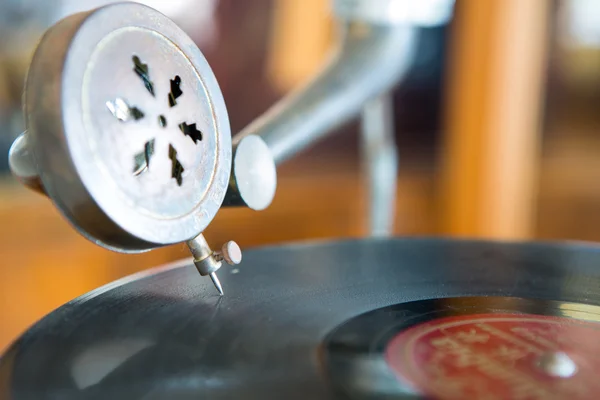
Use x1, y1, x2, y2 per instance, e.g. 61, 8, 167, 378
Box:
325, 296, 600, 399
2, 238, 600, 399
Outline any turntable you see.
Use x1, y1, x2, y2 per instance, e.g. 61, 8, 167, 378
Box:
3, 1, 600, 400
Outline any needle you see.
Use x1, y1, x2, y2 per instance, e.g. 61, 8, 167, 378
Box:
210, 272, 224, 296
188, 235, 237, 297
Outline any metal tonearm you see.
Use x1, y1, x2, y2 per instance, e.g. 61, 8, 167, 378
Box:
6, 0, 454, 295
10, 0, 454, 236
227, 0, 454, 235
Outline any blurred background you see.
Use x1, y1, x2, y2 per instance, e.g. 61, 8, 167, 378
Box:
0, 0, 599, 350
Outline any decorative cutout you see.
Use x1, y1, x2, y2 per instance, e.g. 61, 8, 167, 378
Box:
132, 139, 155, 175
168, 144, 184, 186
132, 55, 155, 96
106, 98, 144, 122
158, 115, 167, 127
107, 56, 206, 186
168, 76, 183, 107
179, 122, 203, 144
130, 107, 145, 121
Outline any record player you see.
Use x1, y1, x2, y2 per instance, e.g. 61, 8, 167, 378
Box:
3, 1, 600, 399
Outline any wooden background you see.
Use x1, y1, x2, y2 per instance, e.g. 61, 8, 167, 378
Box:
2, 0, 600, 351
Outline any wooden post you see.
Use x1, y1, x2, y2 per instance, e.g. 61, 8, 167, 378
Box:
266, 0, 333, 92
438, 0, 550, 239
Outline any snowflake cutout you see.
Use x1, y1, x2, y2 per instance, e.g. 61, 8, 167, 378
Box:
105, 54, 203, 186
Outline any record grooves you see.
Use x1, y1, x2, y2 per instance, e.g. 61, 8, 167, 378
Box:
2, 238, 600, 399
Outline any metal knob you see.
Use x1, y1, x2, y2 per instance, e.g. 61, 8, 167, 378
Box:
222, 135, 277, 211
216, 241, 243, 265
8, 132, 44, 195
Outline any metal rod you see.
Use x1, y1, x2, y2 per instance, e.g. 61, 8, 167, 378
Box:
360, 93, 397, 237
233, 22, 416, 165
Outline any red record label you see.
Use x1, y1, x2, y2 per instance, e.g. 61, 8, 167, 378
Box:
385, 313, 600, 399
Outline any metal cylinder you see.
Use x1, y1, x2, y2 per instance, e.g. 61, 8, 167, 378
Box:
333, 0, 455, 26
232, 0, 454, 165
187, 234, 221, 276
234, 22, 416, 165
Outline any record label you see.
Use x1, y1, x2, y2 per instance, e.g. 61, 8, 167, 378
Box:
385, 313, 600, 399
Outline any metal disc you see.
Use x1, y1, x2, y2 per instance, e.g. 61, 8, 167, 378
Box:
25, 3, 231, 252
3, 238, 600, 399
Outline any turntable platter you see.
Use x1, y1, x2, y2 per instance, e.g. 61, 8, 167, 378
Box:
2, 238, 600, 399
